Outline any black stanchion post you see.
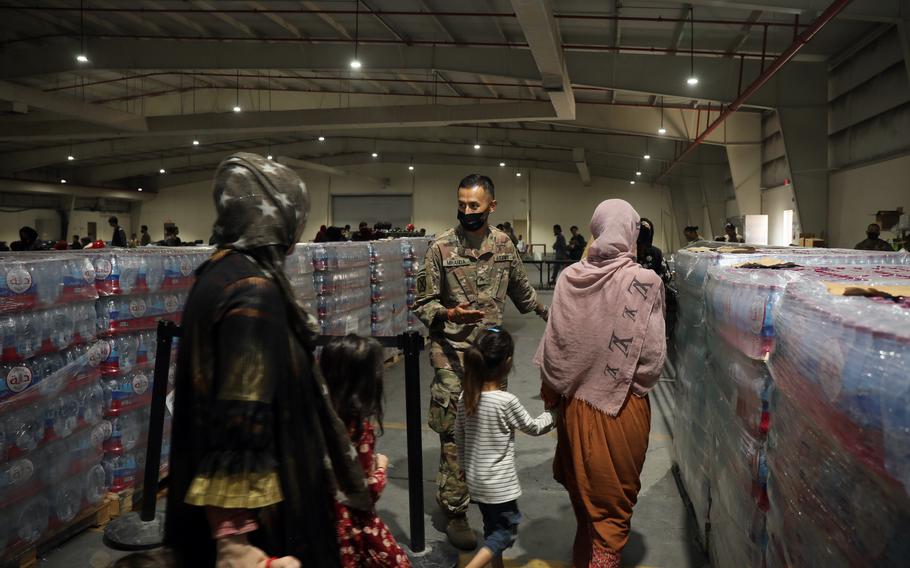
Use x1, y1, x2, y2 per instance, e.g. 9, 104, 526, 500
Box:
399, 331, 425, 553
104, 320, 179, 550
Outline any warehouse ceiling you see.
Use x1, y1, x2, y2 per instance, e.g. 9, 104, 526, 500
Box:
0, 0, 900, 193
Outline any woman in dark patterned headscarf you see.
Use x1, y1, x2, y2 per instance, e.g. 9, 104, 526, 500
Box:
165, 153, 372, 568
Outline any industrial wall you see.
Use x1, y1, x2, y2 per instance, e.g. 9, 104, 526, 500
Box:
828, 154, 910, 249
137, 163, 678, 252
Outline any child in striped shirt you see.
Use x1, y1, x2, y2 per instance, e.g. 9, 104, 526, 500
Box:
455, 328, 556, 568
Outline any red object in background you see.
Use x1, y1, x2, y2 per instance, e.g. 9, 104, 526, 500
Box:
784, 178, 791, 185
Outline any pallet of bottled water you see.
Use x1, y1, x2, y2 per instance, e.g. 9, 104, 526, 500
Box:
369, 240, 408, 338
312, 243, 372, 336
401, 238, 431, 332
766, 275, 910, 567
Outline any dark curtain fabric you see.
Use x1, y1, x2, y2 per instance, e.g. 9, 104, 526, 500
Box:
164, 251, 342, 567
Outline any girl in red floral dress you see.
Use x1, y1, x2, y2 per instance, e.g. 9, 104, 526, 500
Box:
321, 335, 411, 568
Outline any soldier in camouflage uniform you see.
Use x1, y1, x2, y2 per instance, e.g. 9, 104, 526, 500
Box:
411, 174, 548, 550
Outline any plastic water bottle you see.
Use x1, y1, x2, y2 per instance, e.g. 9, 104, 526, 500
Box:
13, 495, 49, 544
46, 391, 79, 439
50, 478, 83, 523
83, 463, 108, 505
0, 457, 36, 490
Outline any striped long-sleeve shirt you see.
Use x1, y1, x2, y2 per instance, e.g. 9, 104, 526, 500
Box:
455, 390, 556, 504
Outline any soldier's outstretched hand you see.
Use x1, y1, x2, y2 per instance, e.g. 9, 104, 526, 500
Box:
447, 303, 485, 324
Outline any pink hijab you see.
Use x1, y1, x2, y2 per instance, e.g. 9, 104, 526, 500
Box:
534, 199, 664, 416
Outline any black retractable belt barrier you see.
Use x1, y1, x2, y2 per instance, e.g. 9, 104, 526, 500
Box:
106, 326, 431, 557
104, 320, 180, 550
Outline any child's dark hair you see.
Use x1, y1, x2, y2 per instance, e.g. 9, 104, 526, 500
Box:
320, 334, 385, 438
463, 328, 514, 416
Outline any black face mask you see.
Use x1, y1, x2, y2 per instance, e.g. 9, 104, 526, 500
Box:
458, 209, 489, 232
868, 232, 880, 240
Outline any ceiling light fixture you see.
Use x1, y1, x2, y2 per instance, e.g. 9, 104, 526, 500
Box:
318, 136, 326, 142
630, 180, 636, 185
159, 168, 166, 174
687, 8, 698, 86
636, 171, 642, 176
60, 179, 67, 184
137, 187, 143, 192
233, 105, 241, 113
372, 152, 379, 158
474, 144, 481, 150
500, 162, 506, 167
76, 0, 88, 63
233, 69, 241, 112
266, 154, 273, 160
408, 165, 414, 171
350, 0, 362, 69
473, 126, 481, 151
516, 172, 522, 177
643, 154, 651, 160
658, 96, 667, 134
192, 139, 200, 146
67, 155, 75, 161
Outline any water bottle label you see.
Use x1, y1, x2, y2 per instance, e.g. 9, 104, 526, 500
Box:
6, 366, 33, 393
131, 373, 149, 395
95, 259, 113, 279
5, 269, 33, 296
82, 266, 95, 283
89, 342, 112, 366
128, 299, 147, 318
164, 295, 179, 313
179, 260, 193, 277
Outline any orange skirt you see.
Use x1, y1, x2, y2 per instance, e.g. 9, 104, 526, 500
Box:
553, 394, 651, 565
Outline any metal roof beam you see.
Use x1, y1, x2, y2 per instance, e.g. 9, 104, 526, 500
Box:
511, 0, 575, 119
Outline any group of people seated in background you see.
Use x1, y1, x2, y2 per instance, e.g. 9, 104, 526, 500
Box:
681, 220, 907, 252
314, 222, 428, 243
0, 218, 187, 252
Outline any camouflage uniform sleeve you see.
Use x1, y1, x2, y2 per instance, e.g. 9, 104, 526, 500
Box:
411, 243, 448, 328
506, 241, 548, 319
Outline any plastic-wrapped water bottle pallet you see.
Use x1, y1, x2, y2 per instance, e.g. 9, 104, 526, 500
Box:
2, 493, 119, 568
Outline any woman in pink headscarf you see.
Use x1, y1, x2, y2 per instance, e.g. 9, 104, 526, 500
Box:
534, 199, 666, 568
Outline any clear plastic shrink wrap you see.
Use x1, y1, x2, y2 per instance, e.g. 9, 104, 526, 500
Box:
766, 277, 910, 567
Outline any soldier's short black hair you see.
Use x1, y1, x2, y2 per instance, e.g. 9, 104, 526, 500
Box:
108, 216, 119, 225
457, 174, 495, 199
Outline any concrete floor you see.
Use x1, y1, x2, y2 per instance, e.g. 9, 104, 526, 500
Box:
40, 291, 708, 567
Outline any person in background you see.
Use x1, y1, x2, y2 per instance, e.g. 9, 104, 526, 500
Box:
53, 240, 69, 251
166, 153, 371, 568
683, 226, 701, 244
637, 218, 667, 282
320, 335, 410, 568
503, 221, 519, 246
536, 199, 666, 568
567, 226, 587, 262
325, 226, 345, 242
419, 228, 427, 237
70, 234, 83, 250
140, 225, 152, 246
164, 226, 182, 247
0, 242, 9, 252
855, 223, 894, 251
109, 216, 127, 247
717, 222, 744, 243
129, 233, 140, 248
551, 224, 568, 284
12, 226, 40, 251
314, 225, 328, 243
341, 224, 352, 240
456, 329, 556, 568
411, 173, 548, 551
516, 235, 527, 256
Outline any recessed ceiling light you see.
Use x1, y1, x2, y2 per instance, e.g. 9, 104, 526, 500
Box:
516, 172, 522, 177
76, 54, 88, 63
371, 152, 379, 158
636, 171, 642, 176
137, 187, 143, 192
350, 59, 362, 69
318, 136, 326, 142
473, 144, 481, 150
408, 165, 414, 171
266, 155, 273, 160
630, 180, 636, 185
192, 140, 200, 146
60, 179, 67, 184
233, 105, 242, 113
499, 162, 506, 167
687, 76, 699, 86
643, 154, 651, 160
67, 155, 75, 161
658, 127, 667, 135
159, 168, 166, 174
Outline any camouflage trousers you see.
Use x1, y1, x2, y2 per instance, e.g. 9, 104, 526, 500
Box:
428, 368, 469, 517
